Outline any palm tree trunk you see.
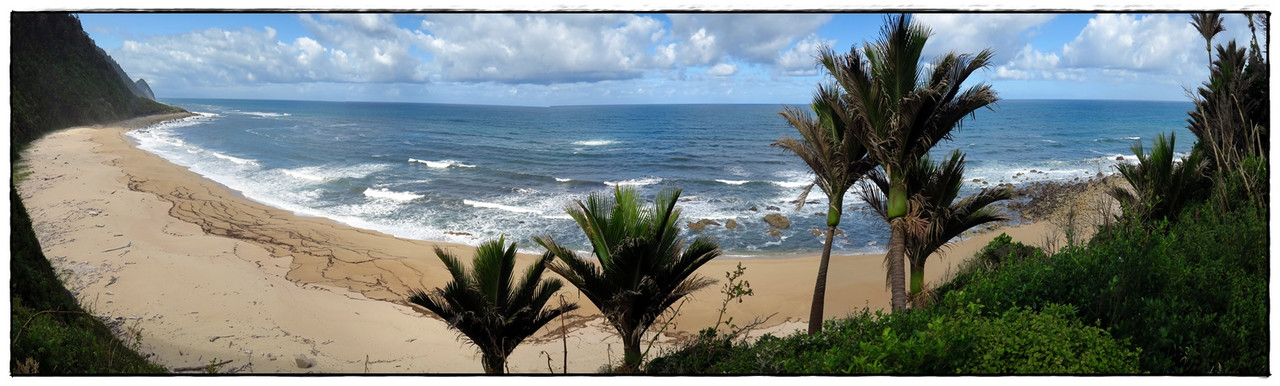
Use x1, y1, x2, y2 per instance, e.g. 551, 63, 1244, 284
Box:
886, 179, 909, 312
887, 219, 908, 311
808, 225, 838, 335
621, 334, 643, 373
481, 352, 505, 374
909, 259, 926, 307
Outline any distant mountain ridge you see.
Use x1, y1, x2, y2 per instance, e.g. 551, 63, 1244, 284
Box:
135, 79, 156, 100
97, 45, 155, 101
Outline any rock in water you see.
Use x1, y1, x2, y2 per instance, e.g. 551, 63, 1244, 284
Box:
725, 219, 738, 230
764, 214, 790, 229
686, 219, 721, 232
767, 229, 782, 238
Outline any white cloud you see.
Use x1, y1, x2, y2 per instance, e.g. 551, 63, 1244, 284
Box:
916, 14, 1055, 63
666, 14, 832, 67
706, 62, 738, 76
419, 14, 665, 84
777, 34, 834, 76
1061, 14, 1199, 74
108, 14, 432, 90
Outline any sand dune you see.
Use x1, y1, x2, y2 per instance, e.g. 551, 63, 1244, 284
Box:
16, 118, 1059, 373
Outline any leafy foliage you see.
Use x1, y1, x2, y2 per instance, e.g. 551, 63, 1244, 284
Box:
774, 83, 875, 334
535, 187, 721, 372
818, 13, 1000, 311
407, 238, 578, 374
1107, 132, 1209, 224
860, 150, 1011, 301
942, 202, 1268, 374
648, 302, 1138, 374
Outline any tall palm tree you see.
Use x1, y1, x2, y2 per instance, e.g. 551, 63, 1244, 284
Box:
407, 237, 579, 374
535, 187, 721, 372
1108, 132, 1209, 223
1191, 13, 1226, 68
819, 14, 999, 311
774, 83, 876, 334
860, 150, 1011, 305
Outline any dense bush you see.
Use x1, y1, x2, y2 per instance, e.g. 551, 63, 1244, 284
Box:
938, 200, 1268, 374
648, 302, 1139, 374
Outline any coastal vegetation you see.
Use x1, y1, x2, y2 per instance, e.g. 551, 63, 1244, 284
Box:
407, 238, 579, 374
9, 10, 1267, 375
860, 150, 1011, 306
813, 14, 1001, 311
773, 85, 875, 334
535, 187, 722, 372
647, 12, 1267, 375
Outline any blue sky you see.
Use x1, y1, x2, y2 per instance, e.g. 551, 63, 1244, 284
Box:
76, 12, 1265, 106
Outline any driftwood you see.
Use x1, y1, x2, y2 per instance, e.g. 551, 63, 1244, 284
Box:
171, 359, 233, 372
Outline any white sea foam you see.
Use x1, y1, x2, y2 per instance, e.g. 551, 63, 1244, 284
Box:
554, 177, 573, 183
409, 158, 476, 169
363, 188, 424, 201
282, 169, 325, 182
572, 140, 618, 146
604, 177, 662, 187
464, 200, 542, 214
716, 179, 751, 185
241, 111, 291, 118
209, 151, 259, 166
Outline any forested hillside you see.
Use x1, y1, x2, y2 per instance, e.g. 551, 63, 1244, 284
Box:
9, 12, 181, 157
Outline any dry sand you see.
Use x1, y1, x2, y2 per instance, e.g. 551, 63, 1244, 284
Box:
14, 117, 1061, 373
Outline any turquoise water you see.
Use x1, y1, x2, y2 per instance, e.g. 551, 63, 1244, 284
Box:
129, 98, 1195, 256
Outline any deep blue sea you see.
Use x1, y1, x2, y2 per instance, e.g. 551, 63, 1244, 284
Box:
130, 99, 1196, 257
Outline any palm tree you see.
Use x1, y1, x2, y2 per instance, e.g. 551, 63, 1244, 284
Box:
1190, 13, 1226, 68
860, 150, 1011, 305
774, 83, 876, 334
818, 14, 999, 311
1108, 132, 1209, 223
535, 187, 721, 372
407, 237, 579, 374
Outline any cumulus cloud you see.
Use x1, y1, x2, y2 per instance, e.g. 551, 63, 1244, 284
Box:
666, 14, 832, 67
777, 34, 834, 76
1061, 14, 1199, 74
419, 14, 666, 84
916, 14, 1055, 63
109, 14, 431, 89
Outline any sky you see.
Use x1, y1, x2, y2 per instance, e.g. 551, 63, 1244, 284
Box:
73, 10, 1267, 106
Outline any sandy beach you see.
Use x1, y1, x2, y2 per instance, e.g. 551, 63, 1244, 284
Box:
15, 116, 1068, 373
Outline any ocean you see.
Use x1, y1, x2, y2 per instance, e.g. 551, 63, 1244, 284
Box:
128, 99, 1196, 257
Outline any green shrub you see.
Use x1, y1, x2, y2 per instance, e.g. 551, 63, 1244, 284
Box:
943, 201, 1268, 374
648, 303, 1139, 374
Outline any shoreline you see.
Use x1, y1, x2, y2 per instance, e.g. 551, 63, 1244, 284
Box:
16, 117, 1070, 373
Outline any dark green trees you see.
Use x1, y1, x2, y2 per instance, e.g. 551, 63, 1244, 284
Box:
408, 237, 578, 374
535, 187, 721, 372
